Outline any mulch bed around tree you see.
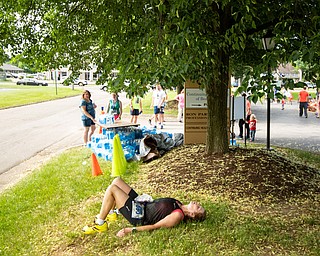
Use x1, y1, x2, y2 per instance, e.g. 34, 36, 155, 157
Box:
141, 144, 320, 202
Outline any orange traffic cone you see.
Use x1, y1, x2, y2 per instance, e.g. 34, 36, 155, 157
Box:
91, 153, 103, 176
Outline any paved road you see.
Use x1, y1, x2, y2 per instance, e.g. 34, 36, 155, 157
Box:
234, 100, 320, 153
0, 90, 319, 192
0, 86, 182, 192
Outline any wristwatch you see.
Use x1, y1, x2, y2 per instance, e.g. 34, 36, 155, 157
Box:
132, 227, 137, 233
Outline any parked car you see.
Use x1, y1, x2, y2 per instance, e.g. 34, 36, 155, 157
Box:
305, 82, 315, 89
74, 79, 88, 86
16, 78, 48, 86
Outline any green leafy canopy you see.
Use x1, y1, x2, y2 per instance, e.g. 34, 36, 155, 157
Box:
3, 0, 320, 153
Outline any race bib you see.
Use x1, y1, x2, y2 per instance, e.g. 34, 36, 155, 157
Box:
131, 201, 145, 219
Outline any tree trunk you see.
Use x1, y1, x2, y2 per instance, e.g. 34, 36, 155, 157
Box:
204, 3, 231, 155
205, 49, 230, 155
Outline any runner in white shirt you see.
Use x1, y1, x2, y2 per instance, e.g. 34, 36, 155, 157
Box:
151, 83, 166, 129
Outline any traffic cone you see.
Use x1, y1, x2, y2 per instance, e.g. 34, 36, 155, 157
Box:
111, 134, 127, 177
91, 153, 103, 176
115, 135, 127, 171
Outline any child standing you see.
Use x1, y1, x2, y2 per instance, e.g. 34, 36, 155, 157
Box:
249, 114, 257, 142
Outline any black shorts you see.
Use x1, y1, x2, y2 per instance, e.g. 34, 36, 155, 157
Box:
130, 109, 140, 116
119, 189, 145, 226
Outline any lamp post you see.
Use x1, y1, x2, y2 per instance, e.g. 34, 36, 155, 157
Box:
262, 34, 275, 150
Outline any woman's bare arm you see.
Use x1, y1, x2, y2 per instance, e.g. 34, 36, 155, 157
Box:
116, 211, 184, 237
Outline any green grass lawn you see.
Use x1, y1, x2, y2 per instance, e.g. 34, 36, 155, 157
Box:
0, 147, 318, 255
123, 90, 179, 116
0, 81, 318, 255
0, 81, 82, 109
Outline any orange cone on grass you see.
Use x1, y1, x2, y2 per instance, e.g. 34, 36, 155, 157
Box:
111, 134, 127, 177
91, 153, 103, 176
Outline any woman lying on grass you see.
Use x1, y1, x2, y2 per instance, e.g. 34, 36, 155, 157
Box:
82, 177, 206, 237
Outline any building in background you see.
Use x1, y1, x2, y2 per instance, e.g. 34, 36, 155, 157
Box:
0, 63, 24, 78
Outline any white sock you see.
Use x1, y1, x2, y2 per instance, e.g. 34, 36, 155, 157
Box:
95, 215, 105, 225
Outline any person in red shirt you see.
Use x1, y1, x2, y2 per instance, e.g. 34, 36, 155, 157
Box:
249, 114, 257, 142
299, 86, 309, 118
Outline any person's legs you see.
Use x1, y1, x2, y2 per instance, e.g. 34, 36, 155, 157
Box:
159, 107, 165, 128
83, 126, 90, 144
83, 178, 133, 234
111, 177, 133, 194
97, 183, 130, 220
153, 107, 159, 127
178, 106, 183, 122
303, 102, 308, 117
299, 102, 303, 116
130, 111, 134, 123
88, 124, 96, 142
245, 123, 250, 139
154, 114, 158, 127
251, 130, 255, 141
159, 113, 164, 128
133, 115, 138, 123
148, 114, 154, 125
238, 119, 244, 138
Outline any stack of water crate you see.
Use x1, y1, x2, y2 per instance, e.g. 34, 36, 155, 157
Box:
87, 114, 163, 161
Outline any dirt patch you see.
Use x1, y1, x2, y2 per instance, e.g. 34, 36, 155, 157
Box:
141, 144, 320, 202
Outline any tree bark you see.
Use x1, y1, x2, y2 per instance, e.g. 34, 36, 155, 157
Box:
205, 3, 231, 155
205, 49, 230, 155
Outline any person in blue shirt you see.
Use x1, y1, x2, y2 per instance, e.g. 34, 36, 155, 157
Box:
80, 90, 97, 145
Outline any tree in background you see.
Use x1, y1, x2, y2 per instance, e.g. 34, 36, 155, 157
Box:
2, 0, 320, 154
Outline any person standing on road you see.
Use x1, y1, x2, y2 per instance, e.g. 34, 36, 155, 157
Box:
175, 89, 185, 122
298, 86, 309, 118
107, 93, 123, 121
249, 114, 257, 142
150, 83, 166, 129
80, 90, 97, 145
129, 95, 143, 124
238, 97, 251, 139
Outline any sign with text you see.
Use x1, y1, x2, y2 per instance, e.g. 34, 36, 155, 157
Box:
184, 81, 208, 144
184, 80, 231, 144
185, 88, 207, 108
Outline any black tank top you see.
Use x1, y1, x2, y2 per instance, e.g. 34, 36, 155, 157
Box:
143, 198, 183, 225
